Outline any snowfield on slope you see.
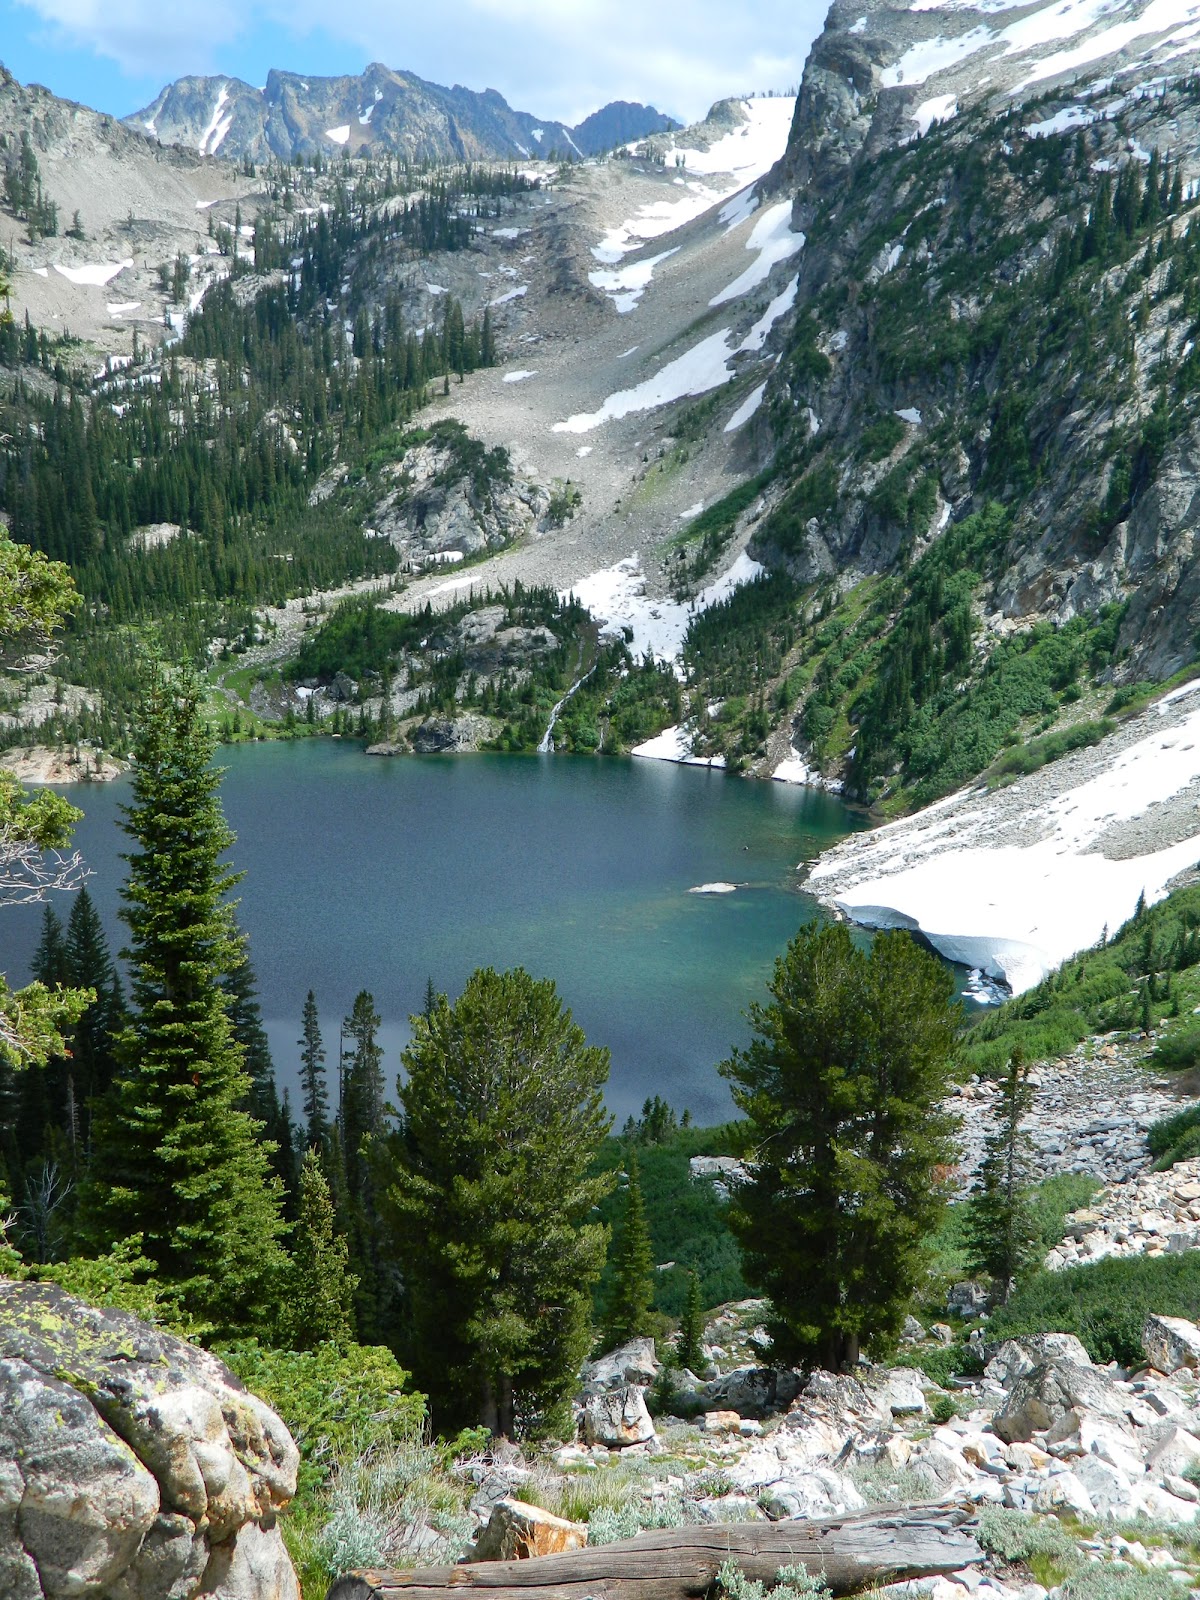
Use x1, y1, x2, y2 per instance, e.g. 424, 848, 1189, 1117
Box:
592, 98, 796, 263
809, 685, 1200, 993
564, 549, 764, 667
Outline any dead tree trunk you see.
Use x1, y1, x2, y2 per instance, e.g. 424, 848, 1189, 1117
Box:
326, 1504, 982, 1600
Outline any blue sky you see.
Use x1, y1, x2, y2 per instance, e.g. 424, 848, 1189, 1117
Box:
0, 0, 822, 124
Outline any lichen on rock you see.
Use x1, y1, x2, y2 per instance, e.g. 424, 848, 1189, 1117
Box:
0, 1281, 300, 1600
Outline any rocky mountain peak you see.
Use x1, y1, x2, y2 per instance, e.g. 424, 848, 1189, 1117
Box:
126, 65, 678, 165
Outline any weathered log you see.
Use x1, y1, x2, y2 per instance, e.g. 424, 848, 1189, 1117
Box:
326, 1504, 982, 1600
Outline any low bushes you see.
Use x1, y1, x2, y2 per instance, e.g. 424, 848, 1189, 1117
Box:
987, 1252, 1200, 1366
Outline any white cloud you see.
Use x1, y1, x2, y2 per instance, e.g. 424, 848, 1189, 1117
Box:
14, 0, 821, 123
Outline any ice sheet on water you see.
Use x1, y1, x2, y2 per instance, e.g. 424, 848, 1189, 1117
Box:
813, 693, 1200, 992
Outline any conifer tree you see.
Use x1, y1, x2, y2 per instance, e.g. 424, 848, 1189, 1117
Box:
222, 934, 278, 1126
379, 966, 613, 1435
341, 989, 384, 1200
82, 669, 287, 1332
64, 885, 123, 1114
678, 1269, 705, 1374
601, 1150, 656, 1348
298, 989, 329, 1150
31, 905, 69, 988
284, 1148, 357, 1349
966, 1050, 1038, 1303
720, 923, 960, 1371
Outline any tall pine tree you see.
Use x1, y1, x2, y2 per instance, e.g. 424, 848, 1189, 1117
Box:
298, 989, 329, 1150
966, 1050, 1038, 1303
340, 989, 387, 1339
82, 669, 287, 1332
65, 885, 123, 1120
720, 923, 960, 1371
601, 1150, 656, 1348
379, 966, 613, 1436
677, 1269, 705, 1374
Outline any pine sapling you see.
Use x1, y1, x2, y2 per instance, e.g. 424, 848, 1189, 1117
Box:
966, 1049, 1038, 1304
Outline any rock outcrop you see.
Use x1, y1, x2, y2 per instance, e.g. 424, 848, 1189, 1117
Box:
470, 1499, 586, 1562
0, 1281, 300, 1600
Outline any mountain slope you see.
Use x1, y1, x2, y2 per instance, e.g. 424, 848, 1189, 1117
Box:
129, 65, 676, 164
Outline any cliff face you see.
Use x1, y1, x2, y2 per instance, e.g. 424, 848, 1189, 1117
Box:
715, 0, 1200, 798
128, 66, 676, 164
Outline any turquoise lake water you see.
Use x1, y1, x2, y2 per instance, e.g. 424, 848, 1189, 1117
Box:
0, 741, 870, 1123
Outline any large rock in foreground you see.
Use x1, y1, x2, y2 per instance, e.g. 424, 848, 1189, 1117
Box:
0, 1280, 300, 1600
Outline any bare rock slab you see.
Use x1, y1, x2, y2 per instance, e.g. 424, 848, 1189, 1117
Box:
1143, 1315, 1200, 1374
581, 1384, 655, 1448
470, 1499, 587, 1562
0, 1281, 300, 1600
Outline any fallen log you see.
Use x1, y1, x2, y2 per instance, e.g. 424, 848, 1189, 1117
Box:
326, 1503, 982, 1600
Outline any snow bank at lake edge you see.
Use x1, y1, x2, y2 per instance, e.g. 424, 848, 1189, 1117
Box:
808, 686, 1200, 993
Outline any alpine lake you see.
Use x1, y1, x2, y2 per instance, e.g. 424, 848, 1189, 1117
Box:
0, 741, 986, 1124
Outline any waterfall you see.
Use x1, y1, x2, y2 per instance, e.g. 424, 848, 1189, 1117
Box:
537, 664, 597, 753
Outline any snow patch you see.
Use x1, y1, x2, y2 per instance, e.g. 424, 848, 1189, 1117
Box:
1025, 104, 1096, 137
197, 85, 231, 157
589, 247, 679, 313
564, 549, 764, 665
725, 382, 768, 432
811, 695, 1200, 993
503, 370, 537, 383
896, 406, 923, 425
719, 185, 761, 232
325, 125, 351, 146
710, 201, 804, 306
1017, 0, 1200, 87
489, 285, 528, 306
665, 97, 796, 180
911, 94, 958, 135
689, 881, 739, 893
553, 328, 736, 433
54, 260, 132, 286
632, 725, 726, 767
739, 275, 799, 352
881, 28, 994, 87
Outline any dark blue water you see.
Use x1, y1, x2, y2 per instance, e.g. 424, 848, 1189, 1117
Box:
0, 742, 867, 1124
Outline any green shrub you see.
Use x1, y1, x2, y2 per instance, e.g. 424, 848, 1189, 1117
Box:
977, 1507, 1081, 1568
1150, 1025, 1200, 1073
219, 1338, 425, 1495
990, 719, 1116, 779
1062, 1569, 1183, 1600
715, 1558, 828, 1600
988, 1252, 1200, 1366
314, 1436, 475, 1578
930, 1393, 960, 1424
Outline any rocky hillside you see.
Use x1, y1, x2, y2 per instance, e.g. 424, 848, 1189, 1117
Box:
733, 0, 1200, 803
128, 65, 676, 164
